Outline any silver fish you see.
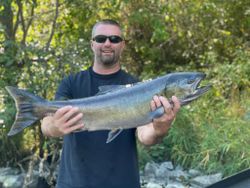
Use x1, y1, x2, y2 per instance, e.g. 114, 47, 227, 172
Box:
5, 72, 211, 142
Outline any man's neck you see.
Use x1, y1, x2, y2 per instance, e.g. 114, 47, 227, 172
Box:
92, 62, 121, 75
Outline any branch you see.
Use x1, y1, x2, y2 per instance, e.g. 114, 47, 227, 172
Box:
16, 0, 26, 44
13, 5, 21, 36
15, 0, 36, 46
45, 0, 59, 51
21, 0, 36, 45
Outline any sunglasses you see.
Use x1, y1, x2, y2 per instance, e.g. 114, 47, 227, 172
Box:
92, 35, 123, 44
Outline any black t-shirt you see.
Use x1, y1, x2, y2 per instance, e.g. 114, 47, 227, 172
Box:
55, 67, 140, 188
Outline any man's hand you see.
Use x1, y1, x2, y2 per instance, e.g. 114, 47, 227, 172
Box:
41, 106, 84, 137
137, 95, 180, 146
151, 95, 180, 137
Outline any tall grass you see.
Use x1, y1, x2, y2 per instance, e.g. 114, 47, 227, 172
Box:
138, 49, 250, 177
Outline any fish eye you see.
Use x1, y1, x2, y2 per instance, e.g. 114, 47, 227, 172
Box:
187, 79, 196, 84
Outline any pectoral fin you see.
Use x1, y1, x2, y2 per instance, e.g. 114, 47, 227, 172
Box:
149, 106, 165, 119
106, 129, 123, 143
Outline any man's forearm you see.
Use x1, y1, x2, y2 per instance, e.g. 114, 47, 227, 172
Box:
137, 95, 180, 146
137, 123, 166, 146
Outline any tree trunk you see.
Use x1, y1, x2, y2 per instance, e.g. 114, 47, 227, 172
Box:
0, 0, 15, 41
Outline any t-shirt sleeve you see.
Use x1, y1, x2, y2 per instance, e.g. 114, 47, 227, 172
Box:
55, 76, 73, 100
127, 74, 139, 84
130, 76, 139, 84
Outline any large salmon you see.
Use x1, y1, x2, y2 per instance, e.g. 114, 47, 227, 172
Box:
6, 72, 211, 142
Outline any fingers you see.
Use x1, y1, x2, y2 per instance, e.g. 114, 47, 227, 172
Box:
52, 106, 84, 136
54, 105, 73, 119
63, 123, 84, 135
150, 96, 180, 122
171, 96, 181, 114
65, 113, 83, 128
61, 107, 81, 123
151, 95, 180, 119
159, 96, 173, 116
150, 95, 162, 111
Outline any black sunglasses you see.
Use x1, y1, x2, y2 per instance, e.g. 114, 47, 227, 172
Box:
92, 35, 123, 44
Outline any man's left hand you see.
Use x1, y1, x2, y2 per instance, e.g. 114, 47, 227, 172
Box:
137, 95, 180, 146
151, 95, 180, 137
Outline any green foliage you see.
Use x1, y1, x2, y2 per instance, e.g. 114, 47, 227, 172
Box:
140, 49, 250, 176
0, 89, 28, 166
207, 49, 250, 98
187, 49, 250, 176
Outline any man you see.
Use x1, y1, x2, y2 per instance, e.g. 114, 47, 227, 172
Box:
41, 19, 180, 188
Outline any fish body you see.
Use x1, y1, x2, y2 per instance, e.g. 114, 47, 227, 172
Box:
6, 72, 211, 141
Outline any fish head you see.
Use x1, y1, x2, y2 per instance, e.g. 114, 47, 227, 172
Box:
163, 72, 211, 106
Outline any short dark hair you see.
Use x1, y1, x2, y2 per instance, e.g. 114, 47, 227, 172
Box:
91, 19, 122, 37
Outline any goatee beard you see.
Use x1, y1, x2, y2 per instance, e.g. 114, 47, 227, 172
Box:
100, 55, 118, 66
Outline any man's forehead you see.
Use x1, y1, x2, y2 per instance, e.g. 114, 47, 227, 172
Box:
93, 24, 122, 36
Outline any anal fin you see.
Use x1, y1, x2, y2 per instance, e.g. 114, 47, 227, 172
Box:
149, 106, 165, 119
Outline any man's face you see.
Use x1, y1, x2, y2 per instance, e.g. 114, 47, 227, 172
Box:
91, 24, 125, 66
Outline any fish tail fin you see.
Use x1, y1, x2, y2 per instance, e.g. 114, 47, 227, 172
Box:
5, 86, 45, 136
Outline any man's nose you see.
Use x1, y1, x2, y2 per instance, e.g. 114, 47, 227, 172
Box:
103, 38, 111, 46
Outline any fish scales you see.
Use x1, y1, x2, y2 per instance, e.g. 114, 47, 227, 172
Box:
5, 72, 211, 142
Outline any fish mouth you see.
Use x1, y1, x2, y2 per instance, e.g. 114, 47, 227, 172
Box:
181, 74, 212, 105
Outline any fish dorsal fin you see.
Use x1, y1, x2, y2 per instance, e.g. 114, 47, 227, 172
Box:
96, 84, 133, 95
106, 129, 123, 143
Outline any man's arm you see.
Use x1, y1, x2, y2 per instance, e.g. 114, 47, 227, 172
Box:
41, 106, 84, 137
137, 96, 180, 146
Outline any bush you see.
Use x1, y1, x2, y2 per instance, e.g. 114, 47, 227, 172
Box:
138, 49, 250, 176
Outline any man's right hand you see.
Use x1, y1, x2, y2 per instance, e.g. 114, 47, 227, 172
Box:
41, 106, 84, 137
